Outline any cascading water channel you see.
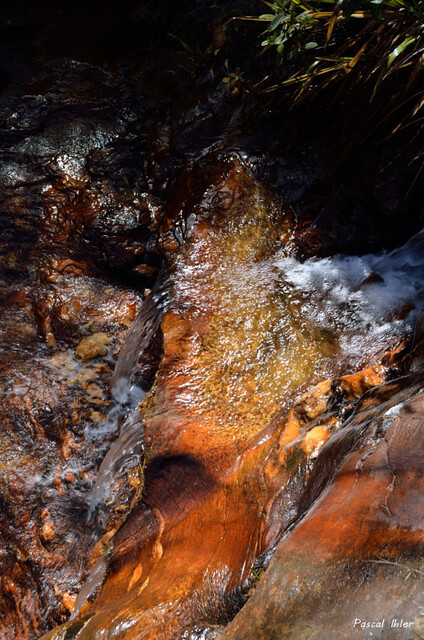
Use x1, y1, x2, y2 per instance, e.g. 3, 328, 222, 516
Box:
91, 225, 424, 520
110, 266, 170, 392
85, 219, 424, 482
2, 2, 424, 638
63, 167, 424, 639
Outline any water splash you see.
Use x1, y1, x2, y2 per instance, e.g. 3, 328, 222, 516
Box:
275, 227, 424, 371
84, 380, 144, 445
84, 378, 145, 521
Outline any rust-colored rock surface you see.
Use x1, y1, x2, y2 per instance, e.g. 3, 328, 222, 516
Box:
39, 155, 422, 640
0, 54, 162, 638
0, 206, 150, 636
2, 128, 423, 639
2, 4, 424, 639
222, 365, 424, 639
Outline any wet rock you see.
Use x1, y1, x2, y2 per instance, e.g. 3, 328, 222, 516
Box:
0, 34, 162, 638
42, 354, 402, 640
75, 333, 111, 361
42, 157, 412, 640
1, 3, 423, 639
221, 364, 424, 640
40, 511, 56, 542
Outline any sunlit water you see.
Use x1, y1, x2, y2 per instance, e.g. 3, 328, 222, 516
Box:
158, 194, 424, 436
66, 224, 424, 638
274, 227, 424, 371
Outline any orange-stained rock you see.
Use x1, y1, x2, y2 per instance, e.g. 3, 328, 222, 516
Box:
62, 592, 77, 615
75, 333, 111, 361
40, 159, 409, 640
40, 511, 56, 542
41, 359, 399, 640
221, 366, 424, 640
0, 95, 158, 636
1, 3, 423, 637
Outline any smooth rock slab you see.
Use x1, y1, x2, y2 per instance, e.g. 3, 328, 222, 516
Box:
221, 368, 424, 640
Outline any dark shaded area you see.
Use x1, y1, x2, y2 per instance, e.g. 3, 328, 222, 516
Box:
2, 0, 421, 265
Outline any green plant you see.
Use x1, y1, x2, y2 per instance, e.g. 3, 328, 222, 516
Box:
250, 565, 263, 580
237, 0, 424, 165
258, 0, 423, 57
240, 0, 423, 99
223, 66, 245, 86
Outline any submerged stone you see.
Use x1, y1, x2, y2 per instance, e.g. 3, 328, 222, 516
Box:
75, 333, 111, 361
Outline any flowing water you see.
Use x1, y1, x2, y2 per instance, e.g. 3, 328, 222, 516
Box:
110, 267, 170, 393
2, 3, 423, 638
102, 208, 424, 474
43, 215, 424, 640
274, 228, 424, 372
88, 403, 144, 518
95, 214, 424, 508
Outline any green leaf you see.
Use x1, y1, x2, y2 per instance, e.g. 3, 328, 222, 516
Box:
261, 0, 280, 9
305, 59, 321, 73
305, 41, 319, 49
275, 33, 285, 44
387, 35, 418, 68
269, 11, 288, 32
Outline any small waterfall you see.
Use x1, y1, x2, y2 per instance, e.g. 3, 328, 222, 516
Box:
88, 406, 144, 517
110, 265, 170, 393
76, 225, 424, 630
86, 266, 169, 518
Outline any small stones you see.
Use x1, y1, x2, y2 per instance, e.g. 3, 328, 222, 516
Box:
62, 592, 77, 614
128, 468, 141, 489
75, 333, 111, 361
40, 510, 55, 542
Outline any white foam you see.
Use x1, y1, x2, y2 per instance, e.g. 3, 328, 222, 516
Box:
84, 381, 144, 444
274, 228, 424, 369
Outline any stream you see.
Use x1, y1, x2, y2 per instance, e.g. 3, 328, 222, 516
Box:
1, 2, 424, 640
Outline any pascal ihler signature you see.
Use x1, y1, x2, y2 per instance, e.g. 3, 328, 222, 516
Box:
353, 619, 415, 629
